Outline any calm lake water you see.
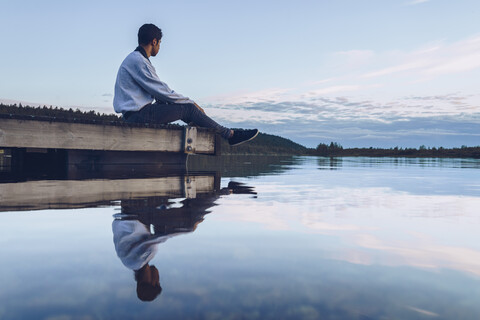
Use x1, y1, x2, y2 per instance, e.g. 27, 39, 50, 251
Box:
1, 156, 480, 320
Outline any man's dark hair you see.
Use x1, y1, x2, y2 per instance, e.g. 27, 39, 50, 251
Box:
136, 281, 162, 302
138, 24, 163, 46
134, 264, 162, 302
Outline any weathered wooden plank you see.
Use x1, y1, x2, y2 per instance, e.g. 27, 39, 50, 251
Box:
0, 175, 216, 211
197, 129, 217, 154
0, 118, 216, 154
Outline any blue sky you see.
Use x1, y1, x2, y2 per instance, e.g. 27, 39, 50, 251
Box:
1, 0, 479, 148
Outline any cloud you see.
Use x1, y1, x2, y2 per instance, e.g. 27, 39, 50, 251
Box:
204, 91, 480, 147
362, 60, 431, 78
203, 87, 296, 105
204, 34, 480, 110
362, 35, 480, 79
202, 34, 480, 147
424, 52, 480, 76
406, 0, 431, 5
333, 50, 375, 68
208, 93, 480, 123
306, 85, 362, 96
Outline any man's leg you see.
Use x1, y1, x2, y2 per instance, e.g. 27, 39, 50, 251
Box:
125, 102, 232, 139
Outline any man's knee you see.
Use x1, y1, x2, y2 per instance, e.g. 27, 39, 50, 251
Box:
185, 103, 197, 112
183, 103, 201, 118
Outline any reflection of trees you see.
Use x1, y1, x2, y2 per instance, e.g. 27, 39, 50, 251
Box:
317, 157, 480, 170
188, 155, 304, 177
317, 157, 343, 170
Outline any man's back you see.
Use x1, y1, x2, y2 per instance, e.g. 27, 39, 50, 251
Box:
114, 50, 153, 114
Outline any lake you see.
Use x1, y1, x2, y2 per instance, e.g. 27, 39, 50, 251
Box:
1, 156, 479, 320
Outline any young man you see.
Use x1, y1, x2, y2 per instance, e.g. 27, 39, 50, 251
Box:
114, 23, 258, 146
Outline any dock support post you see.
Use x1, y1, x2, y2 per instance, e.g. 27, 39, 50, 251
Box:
184, 127, 197, 154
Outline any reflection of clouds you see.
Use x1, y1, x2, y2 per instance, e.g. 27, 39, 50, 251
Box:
349, 233, 480, 276
305, 221, 360, 231
214, 183, 480, 276
215, 198, 291, 231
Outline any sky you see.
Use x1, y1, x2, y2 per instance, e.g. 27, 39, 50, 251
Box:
1, 0, 479, 148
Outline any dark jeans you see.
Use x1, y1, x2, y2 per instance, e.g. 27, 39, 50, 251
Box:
124, 102, 231, 139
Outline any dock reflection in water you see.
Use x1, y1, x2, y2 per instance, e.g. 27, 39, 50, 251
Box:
112, 182, 256, 302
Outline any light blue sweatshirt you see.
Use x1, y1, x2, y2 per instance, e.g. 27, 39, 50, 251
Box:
113, 48, 194, 114
112, 219, 181, 271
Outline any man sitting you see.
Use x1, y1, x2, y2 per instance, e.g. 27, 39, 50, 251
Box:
113, 23, 258, 146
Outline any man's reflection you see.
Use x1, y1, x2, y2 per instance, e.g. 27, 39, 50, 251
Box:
112, 181, 256, 302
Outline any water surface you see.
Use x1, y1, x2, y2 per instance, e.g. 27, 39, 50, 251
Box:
1, 156, 479, 319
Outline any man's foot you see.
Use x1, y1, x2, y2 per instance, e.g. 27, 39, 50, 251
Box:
228, 129, 259, 146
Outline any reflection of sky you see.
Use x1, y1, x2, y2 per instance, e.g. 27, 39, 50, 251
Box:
1, 157, 480, 319
316, 156, 480, 196
213, 158, 480, 278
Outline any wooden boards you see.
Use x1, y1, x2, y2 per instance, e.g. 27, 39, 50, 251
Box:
0, 118, 216, 154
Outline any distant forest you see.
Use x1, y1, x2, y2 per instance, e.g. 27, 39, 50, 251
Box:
1, 103, 479, 158
220, 130, 308, 155
0, 103, 121, 122
310, 142, 480, 159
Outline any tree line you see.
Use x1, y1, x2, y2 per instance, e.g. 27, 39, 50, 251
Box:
0, 103, 121, 122
310, 142, 480, 159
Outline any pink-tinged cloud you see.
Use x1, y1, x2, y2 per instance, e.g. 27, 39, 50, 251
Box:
362, 35, 480, 79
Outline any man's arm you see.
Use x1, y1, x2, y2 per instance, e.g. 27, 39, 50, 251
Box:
131, 58, 195, 105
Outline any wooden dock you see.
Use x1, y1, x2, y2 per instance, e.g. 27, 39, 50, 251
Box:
0, 116, 217, 153
0, 115, 219, 178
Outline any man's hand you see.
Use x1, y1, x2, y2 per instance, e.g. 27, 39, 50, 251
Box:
193, 102, 206, 114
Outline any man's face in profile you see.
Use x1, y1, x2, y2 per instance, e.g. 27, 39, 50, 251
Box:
151, 38, 161, 57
